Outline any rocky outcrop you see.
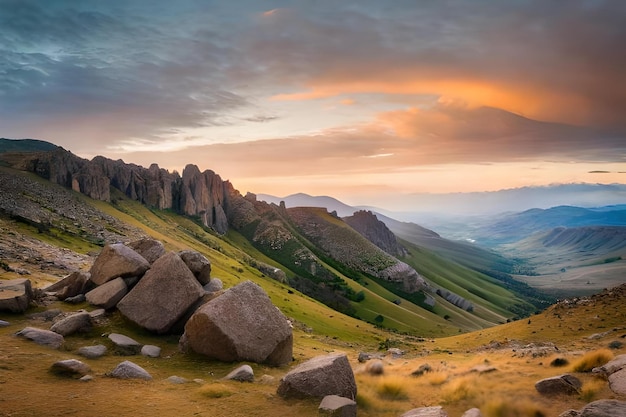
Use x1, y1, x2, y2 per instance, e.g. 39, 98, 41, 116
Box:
277, 353, 356, 399
343, 210, 407, 257
379, 261, 426, 293
86, 277, 128, 310
181, 280, 293, 366
117, 251, 205, 334
127, 239, 166, 264
44, 271, 90, 300
89, 243, 150, 286
559, 399, 626, 417
535, 374, 581, 395
0, 278, 33, 313
436, 288, 474, 312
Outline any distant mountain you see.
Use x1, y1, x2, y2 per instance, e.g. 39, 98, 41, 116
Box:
257, 193, 357, 217
0, 138, 58, 153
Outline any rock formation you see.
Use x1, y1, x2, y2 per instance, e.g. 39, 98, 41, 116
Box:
343, 210, 407, 257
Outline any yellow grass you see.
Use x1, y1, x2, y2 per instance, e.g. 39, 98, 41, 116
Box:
441, 375, 479, 403
376, 376, 409, 401
482, 398, 548, 417
571, 349, 614, 372
198, 383, 235, 398
424, 371, 449, 386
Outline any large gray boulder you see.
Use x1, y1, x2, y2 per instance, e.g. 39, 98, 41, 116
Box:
179, 250, 212, 285
182, 280, 293, 366
559, 400, 626, 417
608, 368, 626, 395
127, 239, 166, 264
109, 360, 152, 380
319, 395, 357, 417
89, 243, 150, 285
535, 374, 582, 395
50, 312, 92, 336
117, 251, 205, 333
16, 327, 64, 349
277, 353, 356, 399
401, 407, 448, 417
593, 354, 626, 377
85, 277, 128, 310
44, 271, 90, 300
0, 278, 33, 313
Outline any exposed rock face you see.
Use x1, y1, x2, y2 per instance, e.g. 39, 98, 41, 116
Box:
86, 277, 128, 310
535, 374, 582, 395
343, 210, 407, 257
50, 359, 91, 377
89, 243, 150, 286
0, 278, 33, 313
277, 353, 357, 399
16, 327, 64, 349
179, 250, 212, 285
379, 261, 426, 293
44, 271, 90, 300
182, 280, 293, 366
180, 164, 229, 234
436, 289, 474, 312
117, 251, 205, 333
109, 361, 152, 380
127, 239, 166, 264
50, 312, 92, 336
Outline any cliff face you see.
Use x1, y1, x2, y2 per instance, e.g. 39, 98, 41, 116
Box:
9, 148, 233, 234
343, 210, 408, 257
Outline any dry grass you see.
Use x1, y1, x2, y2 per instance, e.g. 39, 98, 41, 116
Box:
441, 375, 479, 403
580, 376, 608, 402
424, 371, 449, 386
375, 376, 409, 401
482, 398, 548, 417
571, 349, 614, 372
198, 382, 235, 398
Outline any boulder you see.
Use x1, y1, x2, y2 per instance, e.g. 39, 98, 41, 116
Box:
50, 359, 91, 377
535, 374, 582, 395
0, 319, 10, 327
89, 243, 150, 285
44, 271, 90, 300
593, 354, 626, 376
182, 280, 292, 366
28, 309, 62, 321
203, 278, 223, 293
16, 327, 64, 349
50, 312, 92, 336
109, 360, 152, 380
179, 250, 212, 285
558, 399, 626, 417
64, 294, 86, 304
141, 345, 161, 358
85, 277, 128, 310
127, 239, 166, 264
0, 278, 33, 313
117, 251, 205, 333
401, 406, 448, 417
277, 353, 356, 399
319, 395, 357, 417
223, 364, 254, 382
411, 363, 432, 377
108, 333, 142, 355
462, 409, 484, 417
78, 345, 107, 359
358, 352, 383, 363
365, 359, 384, 375
167, 376, 188, 384
608, 368, 626, 395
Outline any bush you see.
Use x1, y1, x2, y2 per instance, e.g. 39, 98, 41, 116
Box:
571, 349, 614, 372
376, 377, 409, 400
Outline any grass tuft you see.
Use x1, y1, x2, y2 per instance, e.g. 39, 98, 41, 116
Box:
441, 375, 479, 403
571, 349, 614, 372
198, 383, 234, 398
483, 398, 548, 417
424, 371, 449, 386
580, 377, 606, 402
376, 376, 409, 401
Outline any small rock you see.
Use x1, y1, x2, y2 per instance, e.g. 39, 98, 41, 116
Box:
0, 319, 10, 327
50, 312, 92, 336
223, 364, 254, 382
141, 345, 161, 358
358, 352, 383, 363
550, 358, 569, 367
411, 363, 432, 376
27, 309, 62, 321
167, 376, 188, 384
50, 359, 91, 377
203, 278, 223, 293
16, 327, 64, 349
469, 365, 497, 374
365, 359, 384, 375
193, 378, 205, 384
319, 395, 357, 417
64, 294, 86, 304
44, 271, 90, 300
109, 360, 152, 380
78, 345, 107, 359
535, 374, 582, 396
80, 375, 94, 382
258, 374, 276, 385
387, 347, 404, 358
400, 406, 448, 417
461, 408, 483, 417
108, 333, 142, 355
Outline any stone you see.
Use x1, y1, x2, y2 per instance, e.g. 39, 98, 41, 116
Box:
560, 399, 626, 417
64, 294, 86, 304
182, 280, 293, 366
535, 374, 582, 395
258, 375, 276, 384
88, 309, 106, 319
141, 345, 161, 358
400, 406, 448, 417
0, 319, 10, 327
365, 359, 384, 375
550, 357, 569, 367
203, 278, 223, 293
0, 278, 33, 313
387, 347, 404, 358
89, 243, 150, 285
223, 364, 254, 382
461, 409, 483, 417
127, 239, 166, 264
167, 376, 188, 384
608, 367, 626, 395
44, 271, 90, 300
108, 333, 142, 355
16, 327, 64, 349
50, 312, 92, 336
469, 365, 497, 374
78, 345, 107, 359
117, 251, 204, 334
86, 277, 127, 310
593, 354, 626, 376
411, 363, 432, 376
50, 359, 91, 377
277, 353, 356, 400
80, 375, 94, 382
28, 309, 62, 321
358, 352, 383, 363
109, 360, 152, 380
179, 250, 212, 285
319, 395, 357, 417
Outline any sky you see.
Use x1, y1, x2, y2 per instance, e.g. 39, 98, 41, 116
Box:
1, 0, 625, 209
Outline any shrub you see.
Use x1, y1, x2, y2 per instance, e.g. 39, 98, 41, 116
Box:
571, 349, 614, 372
441, 376, 478, 403
376, 376, 409, 400
580, 377, 606, 402
608, 340, 624, 350
425, 371, 449, 386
